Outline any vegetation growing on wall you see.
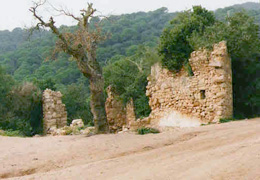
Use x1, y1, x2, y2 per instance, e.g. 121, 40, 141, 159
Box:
158, 6, 216, 72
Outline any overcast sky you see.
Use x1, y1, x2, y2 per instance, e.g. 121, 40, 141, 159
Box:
0, 0, 259, 31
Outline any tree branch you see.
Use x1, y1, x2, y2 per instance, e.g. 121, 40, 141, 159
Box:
125, 58, 143, 73
30, 1, 77, 57
29, 1, 105, 79
47, 2, 81, 22
81, 3, 97, 29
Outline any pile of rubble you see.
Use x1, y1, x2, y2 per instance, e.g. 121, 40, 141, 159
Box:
48, 119, 95, 136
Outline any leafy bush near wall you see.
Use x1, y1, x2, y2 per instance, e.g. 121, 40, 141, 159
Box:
0, 74, 43, 136
104, 46, 159, 118
137, 127, 160, 135
8, 82, 43, 136
61, 83, 93, 125
219, 118, 237, 123
158, 6, 215, 72
0, 129, 24, 137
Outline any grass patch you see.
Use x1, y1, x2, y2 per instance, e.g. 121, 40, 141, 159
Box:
219, 118, 236, 123
63, 126, 73, 135
137, 127, 160, 135
201, 118, 238, 126
0, 129, 24, 137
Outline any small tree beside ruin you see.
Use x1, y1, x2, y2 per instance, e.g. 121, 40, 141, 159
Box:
30, 1, 108, 133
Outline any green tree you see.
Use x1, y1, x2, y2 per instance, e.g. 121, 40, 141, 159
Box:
62, 83, 93, 125
158, 6, 215, 72
104, 46, 159, 118
0, 66, 14, 128
9, 82, 43, 136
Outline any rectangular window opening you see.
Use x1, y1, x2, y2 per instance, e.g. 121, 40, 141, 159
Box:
200, 90, 206, 99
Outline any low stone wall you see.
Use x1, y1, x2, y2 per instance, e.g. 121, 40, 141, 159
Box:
146, 41, 233, 127
42, 89, 67, 134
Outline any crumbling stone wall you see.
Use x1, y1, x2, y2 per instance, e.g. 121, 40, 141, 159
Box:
42, 89, 67, 134
105, 86, 150, 132
105, 86, 126, 132
125, 99, 149, 130
146, 41, 233, 127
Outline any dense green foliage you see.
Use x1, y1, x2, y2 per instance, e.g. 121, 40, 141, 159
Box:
0, 2, 259, 135
104, 46, 159, 118
158, 6, 215, 72
0, 66, 14, 122
215, 2, 260, 24
0, 72, 43, 136
61, 83, 93, 125
98, 8, 176, 63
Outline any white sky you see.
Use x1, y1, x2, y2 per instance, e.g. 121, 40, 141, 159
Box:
0, 0, 259, 31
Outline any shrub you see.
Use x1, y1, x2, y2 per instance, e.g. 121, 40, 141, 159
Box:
63, 126, 73, 135
61, 83, 93, 125
1, 82, 43, 136
137, 127, 160, 135
158, 6, 215, 72
0, 129, 24, 137
219, 118, 237, 123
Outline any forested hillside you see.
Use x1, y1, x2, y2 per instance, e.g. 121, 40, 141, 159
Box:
215, 2, 260, 22
0, 3, 259, 85
0, 2, 259, 136
0, 8, 175, 83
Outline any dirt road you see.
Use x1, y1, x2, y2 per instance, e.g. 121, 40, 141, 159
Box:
0, 118, 259, 180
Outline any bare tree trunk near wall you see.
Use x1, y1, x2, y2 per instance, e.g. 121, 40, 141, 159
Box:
89, 75, 108, 132
86, 46, 108, 133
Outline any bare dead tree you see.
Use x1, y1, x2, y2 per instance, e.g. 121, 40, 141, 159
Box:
30, 0, 109, 133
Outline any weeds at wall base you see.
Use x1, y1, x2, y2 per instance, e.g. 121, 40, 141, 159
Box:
137, 127, 160, 135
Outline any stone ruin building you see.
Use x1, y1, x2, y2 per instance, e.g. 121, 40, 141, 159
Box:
106, 41, 233, 131
42, 89, 67, 134
146, 41, 233, 127
42, 41, 233, 133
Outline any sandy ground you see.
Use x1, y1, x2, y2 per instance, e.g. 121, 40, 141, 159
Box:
0, 118, 259, 180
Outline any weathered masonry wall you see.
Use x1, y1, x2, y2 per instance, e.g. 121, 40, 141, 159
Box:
146, 41, 233, 127
105, 86, 127, 132
42, 89, 67, 134
105, 86, 142, 132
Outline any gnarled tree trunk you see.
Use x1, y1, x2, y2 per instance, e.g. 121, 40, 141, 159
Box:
86, 46, 108, 133
89, 74, 108, 133
30, 2, 109, 133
